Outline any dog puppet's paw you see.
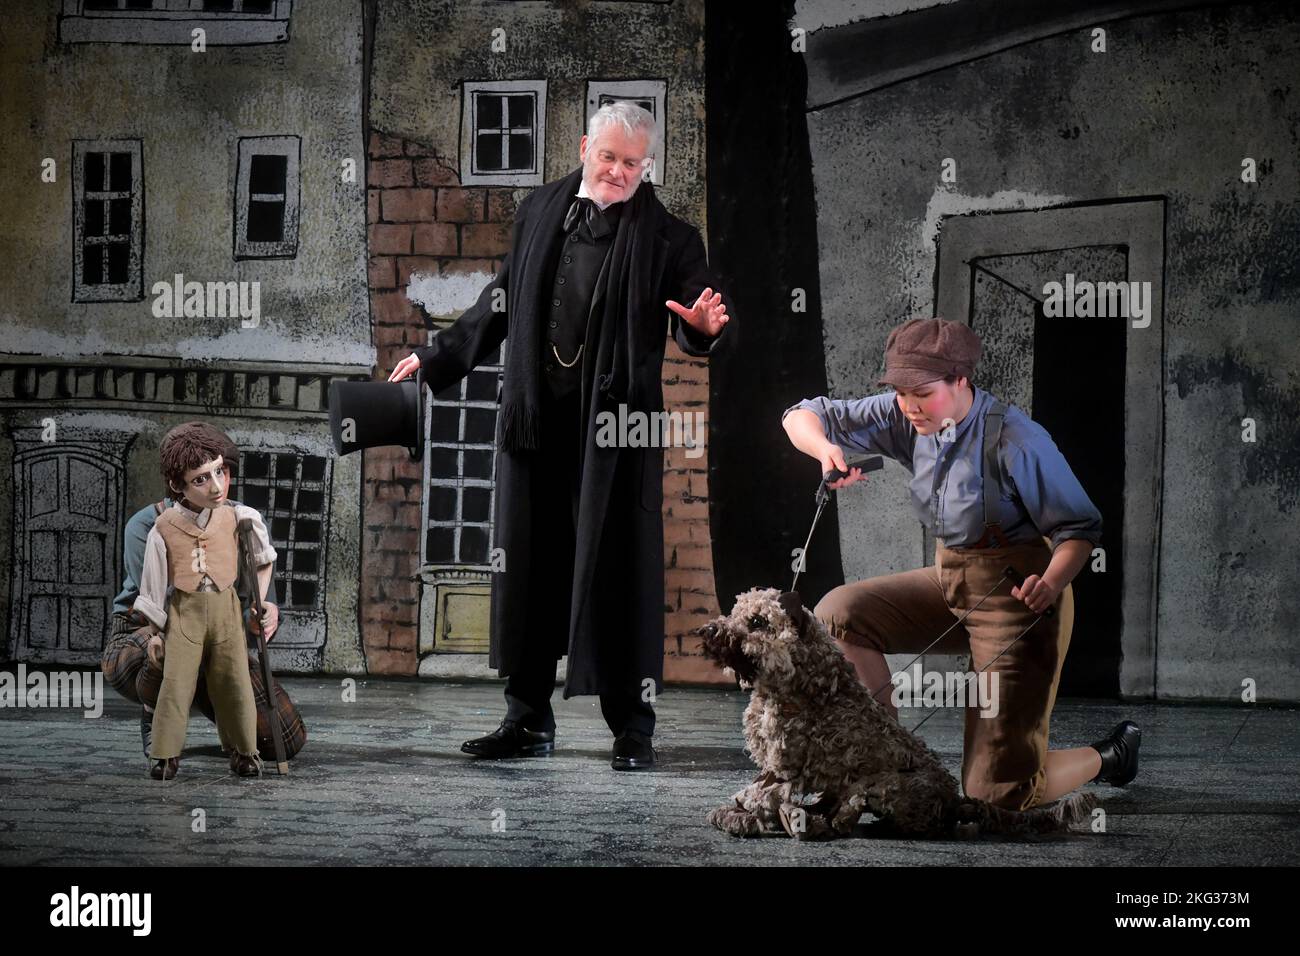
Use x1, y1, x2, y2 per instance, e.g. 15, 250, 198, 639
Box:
953, 821, 982, 840
778, 802, 836, 840
709, 805, 769, 838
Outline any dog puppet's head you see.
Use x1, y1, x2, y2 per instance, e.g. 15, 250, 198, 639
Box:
695, 588, 817, 691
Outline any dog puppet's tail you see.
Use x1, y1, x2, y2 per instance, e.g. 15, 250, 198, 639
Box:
961, 790, 1099, 837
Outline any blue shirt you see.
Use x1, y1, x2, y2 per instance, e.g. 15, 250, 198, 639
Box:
782, 385, 1103, 550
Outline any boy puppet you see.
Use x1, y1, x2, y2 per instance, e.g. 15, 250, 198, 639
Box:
133, 423, 277, 780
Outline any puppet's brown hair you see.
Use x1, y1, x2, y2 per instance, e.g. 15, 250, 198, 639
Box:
159, 422, 240, 495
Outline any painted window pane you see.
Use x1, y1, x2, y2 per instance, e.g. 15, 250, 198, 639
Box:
235, 136, 299, 258
232, 451, 330, 612
73, 140, 142, 302
422, 343, 504, 567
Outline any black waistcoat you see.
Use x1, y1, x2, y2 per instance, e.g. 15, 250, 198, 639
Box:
543, 199, 623, 399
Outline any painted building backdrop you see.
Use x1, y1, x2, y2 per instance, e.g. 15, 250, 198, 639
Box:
0, 0, 726, 686
796, 0, 1300, 702
706, 0, 1300, 703
0, 0, 369, 675
3, 0, 1296, 703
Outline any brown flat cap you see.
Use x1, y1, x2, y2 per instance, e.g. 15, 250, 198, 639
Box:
877, 317, 982, 390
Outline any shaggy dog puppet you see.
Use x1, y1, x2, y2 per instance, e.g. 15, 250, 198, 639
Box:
697, 587, 1098, 840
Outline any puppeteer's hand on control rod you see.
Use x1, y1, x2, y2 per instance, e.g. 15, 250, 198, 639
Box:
248, 602, 279, 642
818, 444, 868, 491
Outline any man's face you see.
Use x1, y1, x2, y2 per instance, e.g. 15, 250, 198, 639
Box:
579, 126, 651, 206
176, 455, 228, 509
895, 379, 968, 435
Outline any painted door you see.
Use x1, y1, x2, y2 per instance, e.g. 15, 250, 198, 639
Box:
10, 445, 123, 665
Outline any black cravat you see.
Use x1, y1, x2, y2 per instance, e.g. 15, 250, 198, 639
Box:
563, 196, 613, 239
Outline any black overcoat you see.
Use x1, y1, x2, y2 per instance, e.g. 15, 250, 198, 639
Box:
416, 166, 730, 697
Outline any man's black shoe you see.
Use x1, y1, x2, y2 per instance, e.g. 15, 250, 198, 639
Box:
461, 720, 555, 758
611, 732, 655, 771
1090, 720, 1141, 786
140, 706, 153, 759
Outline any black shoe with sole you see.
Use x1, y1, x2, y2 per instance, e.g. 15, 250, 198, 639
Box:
461, 720, 555, 758
1090, 719, 1141, 786
611, 732, 655, 771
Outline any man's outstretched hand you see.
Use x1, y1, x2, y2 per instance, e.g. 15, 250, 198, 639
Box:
666, 287, 730, 338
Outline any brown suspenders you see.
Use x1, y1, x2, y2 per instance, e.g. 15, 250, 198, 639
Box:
972, 401, 1012, 549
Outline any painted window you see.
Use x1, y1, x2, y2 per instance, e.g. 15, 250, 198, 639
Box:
60, 0, 292, 44
234, 136, 301, 259
83, 0, 275, 10
72, 139, 143, 302
422, 345, 505, 568
585, 80, 668, 185
232, 451, 330, 611
460, 80, 547, 186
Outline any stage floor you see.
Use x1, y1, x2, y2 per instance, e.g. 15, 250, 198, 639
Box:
2, 677, 1296, 866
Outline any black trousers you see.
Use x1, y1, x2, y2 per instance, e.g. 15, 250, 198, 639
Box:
502, 383, 655, 739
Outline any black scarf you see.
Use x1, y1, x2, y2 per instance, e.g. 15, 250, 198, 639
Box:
497, 166, 660, 452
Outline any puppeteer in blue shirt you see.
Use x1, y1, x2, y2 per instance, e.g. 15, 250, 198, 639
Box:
782, 384, 1102, 551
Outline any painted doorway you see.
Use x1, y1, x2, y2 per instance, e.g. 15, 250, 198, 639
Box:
967, 247, 1127, 695
935, 199, 1166, 698
7, 426, 133, 665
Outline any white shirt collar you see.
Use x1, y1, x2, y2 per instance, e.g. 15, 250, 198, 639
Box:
576, 179, 613, 211
173, 499, 212, 529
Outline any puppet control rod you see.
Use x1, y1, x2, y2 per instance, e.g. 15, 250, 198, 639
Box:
789, 454, 1054, 673
237, 518, 290, 776
790, 454, 884, 592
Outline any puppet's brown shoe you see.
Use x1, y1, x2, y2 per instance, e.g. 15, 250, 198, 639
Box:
230, 751, 264, 778
150, 757, 179, 780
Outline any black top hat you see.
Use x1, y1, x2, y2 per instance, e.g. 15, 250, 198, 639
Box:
328, 367, 426, 462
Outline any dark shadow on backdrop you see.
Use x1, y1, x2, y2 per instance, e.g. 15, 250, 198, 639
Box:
704, 3, 843, 611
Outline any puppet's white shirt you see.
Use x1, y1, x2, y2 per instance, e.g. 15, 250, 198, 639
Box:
133, 501, 276, 630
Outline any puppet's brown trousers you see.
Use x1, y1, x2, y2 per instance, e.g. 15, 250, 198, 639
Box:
815, 538, 1071, 812
150, 588, 258, 761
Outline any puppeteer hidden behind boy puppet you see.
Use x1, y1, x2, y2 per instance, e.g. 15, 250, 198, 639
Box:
133, 423, 277, 780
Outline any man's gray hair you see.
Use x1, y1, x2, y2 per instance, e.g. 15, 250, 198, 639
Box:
587, 101, 659, 158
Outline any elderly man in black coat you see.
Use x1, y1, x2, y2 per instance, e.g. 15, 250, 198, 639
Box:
389, 101, 731, 770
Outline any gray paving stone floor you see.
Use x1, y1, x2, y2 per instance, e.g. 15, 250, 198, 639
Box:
2, 677, 1297, 866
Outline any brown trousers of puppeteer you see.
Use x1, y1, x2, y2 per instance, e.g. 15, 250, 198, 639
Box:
814, 537, 1074, 811
150, 588, 258, 761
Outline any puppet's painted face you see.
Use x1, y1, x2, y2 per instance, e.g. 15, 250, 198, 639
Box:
175, 455, 228, 510
895, 378, 971, 436
578, 125, 651, 206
